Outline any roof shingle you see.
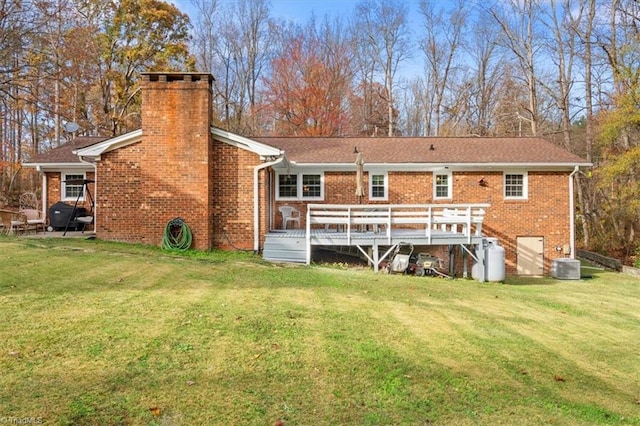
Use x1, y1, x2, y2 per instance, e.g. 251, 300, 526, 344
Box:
26, 136, 109, 164
252, 136, 589, 165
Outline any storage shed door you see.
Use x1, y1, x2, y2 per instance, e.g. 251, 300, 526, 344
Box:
516, 236, 544, 276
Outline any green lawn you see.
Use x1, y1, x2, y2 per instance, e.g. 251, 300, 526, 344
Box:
1, 237, 639, 425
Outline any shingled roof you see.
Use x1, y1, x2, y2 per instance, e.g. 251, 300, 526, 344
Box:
26, 136, 109, 164
252, 136, 589, 166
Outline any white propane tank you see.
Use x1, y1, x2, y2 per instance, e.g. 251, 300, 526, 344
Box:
472, 238, 506, 282
485, 238, 506, 282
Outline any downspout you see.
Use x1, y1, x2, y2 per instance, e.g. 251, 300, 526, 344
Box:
254, 156, 285, 252
569, 166, 579, 259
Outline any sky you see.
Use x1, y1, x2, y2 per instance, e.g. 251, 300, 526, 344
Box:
171, 0, 429, 76
173, 0, 426, 25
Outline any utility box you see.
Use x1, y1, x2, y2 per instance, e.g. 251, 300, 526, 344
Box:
551, 258, 581, 280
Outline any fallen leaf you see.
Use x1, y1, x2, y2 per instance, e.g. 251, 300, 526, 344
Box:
149, 406, 161, 416
553, 375, 566, 382
186, 380, 195, 386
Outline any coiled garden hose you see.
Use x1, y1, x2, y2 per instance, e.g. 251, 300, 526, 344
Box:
162, 217, 193, 251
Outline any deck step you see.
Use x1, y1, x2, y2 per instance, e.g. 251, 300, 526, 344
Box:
263, 233, 307, 263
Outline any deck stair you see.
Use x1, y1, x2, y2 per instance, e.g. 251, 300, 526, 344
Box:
262, 230, 307, 263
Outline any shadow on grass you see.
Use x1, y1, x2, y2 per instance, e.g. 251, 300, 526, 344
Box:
501, 276, 558, 286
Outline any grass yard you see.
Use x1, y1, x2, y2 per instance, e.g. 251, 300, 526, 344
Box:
1, 237, 639, 425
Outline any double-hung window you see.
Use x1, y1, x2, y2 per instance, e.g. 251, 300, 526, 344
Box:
62, 173, 85, 201
504, 172, 527, 199
369, 172, 387, 200
433, 171, 452, 200
277, 172, 323, 200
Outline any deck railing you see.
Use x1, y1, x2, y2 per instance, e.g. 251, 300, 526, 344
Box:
306, 203, 490, 248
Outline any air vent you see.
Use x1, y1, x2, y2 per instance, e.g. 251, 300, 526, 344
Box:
551, 258, 581, 280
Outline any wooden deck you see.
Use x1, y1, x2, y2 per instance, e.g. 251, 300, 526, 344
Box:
263, 203, 491, 279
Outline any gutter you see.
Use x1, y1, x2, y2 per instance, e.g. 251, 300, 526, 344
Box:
254, 155, 285, 252
569, 166, 580, 259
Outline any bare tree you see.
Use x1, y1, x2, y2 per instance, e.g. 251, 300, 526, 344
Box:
564, 0, 599, 249
540, 0, 579, 150
191, 0, 272, 133
464, 14, 504, 136
352, 0, 411, 136
190, 0, 219, 73
490, 0, 542, 136
418, 0, 467, 136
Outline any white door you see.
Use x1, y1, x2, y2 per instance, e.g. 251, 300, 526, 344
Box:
517, 236, 544, 276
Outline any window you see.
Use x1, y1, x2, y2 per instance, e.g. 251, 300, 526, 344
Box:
434, 172, 452, 199
277, 172, 323, 200
369, 173, 387, 200
504, 172, 527, 199
302, 174, 321, 198
278, 174, 298, 198
62, 173, 85, 201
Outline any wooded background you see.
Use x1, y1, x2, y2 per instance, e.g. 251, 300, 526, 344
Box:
1, 0, 638, 262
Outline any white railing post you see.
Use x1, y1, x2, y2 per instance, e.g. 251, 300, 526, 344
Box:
467, 206, 472, 244
305, 206, 311, 264
347, 206, 351, 244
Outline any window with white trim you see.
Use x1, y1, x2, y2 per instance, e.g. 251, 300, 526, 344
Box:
433, 171, 452, 199
302, 174, 321, 198
504, 172, 527, 199
62, 173, 85, 201
277, 172, 323, 200
369, 172, 387, 200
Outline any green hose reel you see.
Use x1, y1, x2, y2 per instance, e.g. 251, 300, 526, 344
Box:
162, 217, 193, 251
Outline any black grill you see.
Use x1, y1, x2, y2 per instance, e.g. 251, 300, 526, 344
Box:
48, 202, 87, 231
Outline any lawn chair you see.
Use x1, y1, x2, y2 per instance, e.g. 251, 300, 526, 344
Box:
17, 192, 45, 234
279, 206, 301, 229
20, 208, 46, 234
0, 209, 27, 235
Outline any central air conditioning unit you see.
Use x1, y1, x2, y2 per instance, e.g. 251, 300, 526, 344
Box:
551, 258, 581, 280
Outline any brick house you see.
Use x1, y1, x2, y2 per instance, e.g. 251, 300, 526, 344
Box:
24, 72, 591, 277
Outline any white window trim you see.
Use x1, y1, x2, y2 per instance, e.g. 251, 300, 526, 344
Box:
433, 171, 452, 200
61, 171, 86, 202
276, 171, 324, 201
368, 172, 388, 201
503, 171, 528, 200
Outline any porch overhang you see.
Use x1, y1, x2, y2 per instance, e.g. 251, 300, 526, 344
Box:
74, 129, 142, 161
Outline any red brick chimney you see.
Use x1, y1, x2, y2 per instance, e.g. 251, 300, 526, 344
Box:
138, 72, 214, 249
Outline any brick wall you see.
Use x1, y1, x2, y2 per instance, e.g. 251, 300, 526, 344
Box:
211, 139, 262, 250
274, 169, 572, 275
95, 73, 214, 250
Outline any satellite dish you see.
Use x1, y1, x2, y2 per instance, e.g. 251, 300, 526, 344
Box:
63, 122, 80, 133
